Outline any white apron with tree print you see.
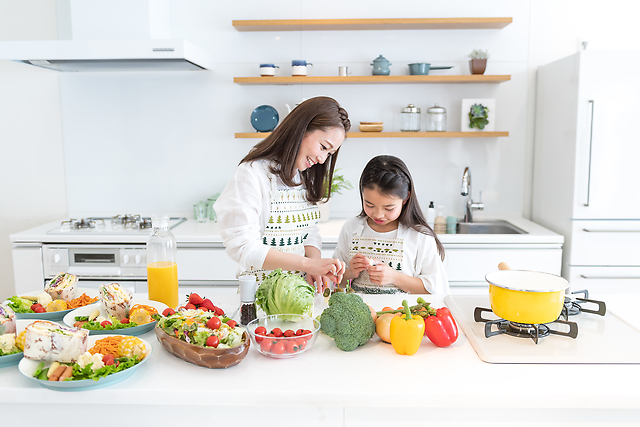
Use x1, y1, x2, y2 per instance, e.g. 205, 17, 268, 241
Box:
240, 177, 320, 285
349, 236, 405, 294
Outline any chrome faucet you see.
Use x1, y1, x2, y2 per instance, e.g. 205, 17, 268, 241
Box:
460, 167, 484, 223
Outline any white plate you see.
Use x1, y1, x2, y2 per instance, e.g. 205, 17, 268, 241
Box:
63, 299, 167, 336
5, 288, 100, 321
19, 334, 152, 391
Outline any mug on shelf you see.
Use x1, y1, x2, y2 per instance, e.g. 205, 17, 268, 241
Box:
338, 66, 351, 76
259, 63, 280, 77
292, 60, 313, 76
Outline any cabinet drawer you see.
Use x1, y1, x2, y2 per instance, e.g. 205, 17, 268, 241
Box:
444, 246, 562, 282
569, 221, 640, 266
565, 265, 640, 295
177, 249, 237, 281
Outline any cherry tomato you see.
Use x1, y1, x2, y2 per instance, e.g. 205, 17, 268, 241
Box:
272, 328, 283, 337
382, 306, 394, 312
271, 341, 286, 355
30, 303, 42, 311
284, 340, 297, 353
255, 326, 267, 335
295, 329, 305, 336
283, 329, 295, 337
162, 308, 175, 316
206, 335, 220, 348
120, 318, 130, 324
100, 320, 112, 327
199, 306, 209, 312
207, 317, 222, 330
102, 354, 115, 366
254, 335, 264, 343
34, 306, 46, 313
177, 306, 185, 311
185, 303, 196, 310
295, 338, 307, 351
227, 320, 237, 328
260, 339, 273, 352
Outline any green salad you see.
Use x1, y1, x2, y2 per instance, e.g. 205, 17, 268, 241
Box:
5, 296, 34, 313
74, 316, 139, 331
157, 310, 244, 349
32, 356, 141, 382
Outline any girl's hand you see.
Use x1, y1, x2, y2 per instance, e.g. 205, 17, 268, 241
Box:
349, 253, 369, 277
306, 274, 330, 293
367, 263, 397, 286
304, 258, 346, 292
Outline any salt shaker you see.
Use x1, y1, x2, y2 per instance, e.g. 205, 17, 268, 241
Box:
426, 104, 447, 132
400, 104, 420, 132
239, 275, 257, 326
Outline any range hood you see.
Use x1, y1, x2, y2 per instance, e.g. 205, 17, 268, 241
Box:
0, 39, 214, 72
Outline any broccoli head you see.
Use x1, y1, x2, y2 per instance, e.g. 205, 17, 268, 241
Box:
319, 292, 375, 351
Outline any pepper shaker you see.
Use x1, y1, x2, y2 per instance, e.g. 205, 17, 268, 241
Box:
239, 275, 257, 326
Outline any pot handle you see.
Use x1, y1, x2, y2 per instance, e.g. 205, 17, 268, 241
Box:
498, 262, 511, 271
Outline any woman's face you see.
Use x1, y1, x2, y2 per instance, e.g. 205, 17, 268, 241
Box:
295, 127, 345, 172
362, 186, 406, 231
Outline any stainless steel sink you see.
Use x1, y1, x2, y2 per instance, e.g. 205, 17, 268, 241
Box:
456, 220, 527, 235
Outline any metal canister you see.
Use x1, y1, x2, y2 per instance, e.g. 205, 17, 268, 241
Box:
426, 104, 447, 132
400, 104, 420, 132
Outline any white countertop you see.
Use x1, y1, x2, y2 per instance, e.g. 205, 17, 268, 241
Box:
1, 292, 637, 426
10, 214, 563, 246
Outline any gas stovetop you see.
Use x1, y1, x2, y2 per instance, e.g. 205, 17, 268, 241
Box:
46, 215, 186, 235
444, 294, 640, 364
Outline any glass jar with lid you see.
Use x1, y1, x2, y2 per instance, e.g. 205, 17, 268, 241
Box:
400, 104, 420, 132
426, 104, 447, 132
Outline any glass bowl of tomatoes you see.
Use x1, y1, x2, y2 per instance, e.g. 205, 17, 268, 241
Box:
246, 314, 320, 359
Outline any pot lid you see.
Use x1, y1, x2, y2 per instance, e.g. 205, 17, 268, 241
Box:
485, 270, 570, 293
402, 104, 420, 113
372, 55, 389, 63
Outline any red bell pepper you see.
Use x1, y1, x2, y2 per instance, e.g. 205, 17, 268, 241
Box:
423, 307, 458, 347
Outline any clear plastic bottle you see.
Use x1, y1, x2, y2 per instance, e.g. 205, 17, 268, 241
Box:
426, 201, 436, 229
147, 215, 179, 308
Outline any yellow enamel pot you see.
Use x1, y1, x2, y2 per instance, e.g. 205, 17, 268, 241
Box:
485, 270, 569, 324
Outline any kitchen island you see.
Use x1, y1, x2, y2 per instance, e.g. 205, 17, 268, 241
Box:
1, 292, 638, 427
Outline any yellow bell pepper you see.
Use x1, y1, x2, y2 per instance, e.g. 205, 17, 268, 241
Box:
390, 300, 425, 355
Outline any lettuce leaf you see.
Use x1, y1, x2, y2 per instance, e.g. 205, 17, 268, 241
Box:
5, 296, 33, 313
255, 269, 314, 319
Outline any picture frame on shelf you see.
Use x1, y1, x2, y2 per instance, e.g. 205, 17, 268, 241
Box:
461, 99, 495, 132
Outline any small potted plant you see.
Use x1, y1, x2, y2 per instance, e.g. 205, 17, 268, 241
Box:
468, 103, 489, 130
318, 169, 353, 222
468, 49, 489, 75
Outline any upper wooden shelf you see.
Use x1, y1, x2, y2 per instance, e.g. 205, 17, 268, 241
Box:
234, 75, 510, 85
232, 18, 512, 31
236, 131, 509, 139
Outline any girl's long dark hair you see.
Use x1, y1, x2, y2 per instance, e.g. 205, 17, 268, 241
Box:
242, 96, 351, 203
358, 155, 445, 261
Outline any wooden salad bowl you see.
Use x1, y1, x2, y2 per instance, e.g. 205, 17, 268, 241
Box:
154, 324, 250, 369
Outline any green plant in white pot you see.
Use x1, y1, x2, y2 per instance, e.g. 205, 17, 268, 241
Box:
319, 169, 353, 222
468, 49, 489, 75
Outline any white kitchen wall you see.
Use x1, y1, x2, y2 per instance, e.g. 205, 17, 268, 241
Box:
1, 0, 637, 298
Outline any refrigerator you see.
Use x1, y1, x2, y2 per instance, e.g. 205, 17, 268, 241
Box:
532, 51, 640, 295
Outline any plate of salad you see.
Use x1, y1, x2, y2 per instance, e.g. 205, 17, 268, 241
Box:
63, 299, 167, 336
4, 288, 100, 321
19, 334, 151, 391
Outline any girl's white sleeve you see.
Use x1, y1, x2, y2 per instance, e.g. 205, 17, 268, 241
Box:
415, 233, 450, 295
213, 162, 270, 272
332, 217, 357, 264
304, 220, 322, 253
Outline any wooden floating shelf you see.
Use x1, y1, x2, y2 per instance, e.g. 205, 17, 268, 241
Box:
234, 75, 511, 85
232, 18, 512, 31
236, 131, 509, 139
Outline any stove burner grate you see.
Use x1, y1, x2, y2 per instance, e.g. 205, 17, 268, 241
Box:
560, 290, 607, 320
61, 218, 105, 229
474, 307, 579, 344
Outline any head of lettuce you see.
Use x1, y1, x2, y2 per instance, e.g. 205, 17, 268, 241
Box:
255, 269, 315, 319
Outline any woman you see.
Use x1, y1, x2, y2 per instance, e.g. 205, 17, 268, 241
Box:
214, 97, 350, 291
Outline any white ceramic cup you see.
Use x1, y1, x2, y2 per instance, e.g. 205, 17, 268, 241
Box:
260, 65, 280, 77
292, 63, 313, 76
338, 66, 351, 76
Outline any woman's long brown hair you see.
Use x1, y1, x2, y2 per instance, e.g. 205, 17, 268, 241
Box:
358, 155, 445, 261
242, 96, 351, 203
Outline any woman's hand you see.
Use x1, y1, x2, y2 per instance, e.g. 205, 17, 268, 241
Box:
367, 262, 397, 286
304, 258, 346, 292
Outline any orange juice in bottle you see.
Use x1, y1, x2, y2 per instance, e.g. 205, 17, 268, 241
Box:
146, 216, 179, 308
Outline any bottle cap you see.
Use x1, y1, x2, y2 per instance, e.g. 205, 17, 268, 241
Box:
429, 201, 435, 208
239, 275, 256, 302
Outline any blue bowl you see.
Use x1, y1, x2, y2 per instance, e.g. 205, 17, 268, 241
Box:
251, 105, 279, 132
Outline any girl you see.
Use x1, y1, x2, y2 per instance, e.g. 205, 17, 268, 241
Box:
214, 97, 350, 291
333, 155, 449, 294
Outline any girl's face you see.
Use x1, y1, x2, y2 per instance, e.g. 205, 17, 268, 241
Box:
362, 186, 406, 232
295, 127, 345, 172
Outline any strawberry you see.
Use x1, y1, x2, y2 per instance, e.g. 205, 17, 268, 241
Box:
200, 298, 216, 312
185, 303, 196, 310
188, 293, 204, 306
